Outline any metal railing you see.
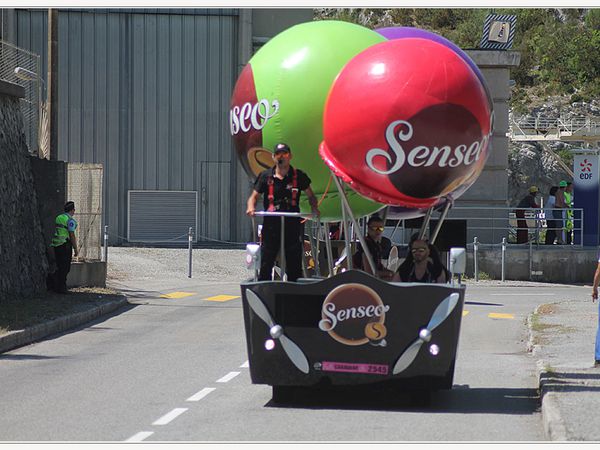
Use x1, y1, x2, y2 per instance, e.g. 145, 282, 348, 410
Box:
510, 115, 600, 141
386, 206, 584, 247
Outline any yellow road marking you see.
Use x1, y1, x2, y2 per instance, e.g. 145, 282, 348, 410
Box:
205, 295, 240, 302
462, 310, 469, 317
161, 291, 196, 299
488, 313, 514, 320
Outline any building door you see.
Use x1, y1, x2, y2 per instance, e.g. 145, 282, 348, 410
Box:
200, 162, 231, 244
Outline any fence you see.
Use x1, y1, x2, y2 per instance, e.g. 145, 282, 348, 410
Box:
67, 163, 103, 261
0, 40, 42, 156
385, 206, 584, 247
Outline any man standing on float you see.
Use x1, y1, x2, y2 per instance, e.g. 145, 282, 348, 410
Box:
246, 143, 320, 281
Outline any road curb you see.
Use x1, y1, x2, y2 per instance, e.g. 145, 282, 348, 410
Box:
527, 307, 568, 441
0, 297, 129, 354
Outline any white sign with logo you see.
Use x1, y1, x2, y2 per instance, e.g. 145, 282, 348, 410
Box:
573, 153, 600, 246
574, 155, 598, 190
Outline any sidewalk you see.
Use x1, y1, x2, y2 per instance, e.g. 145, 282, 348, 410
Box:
528, 298, 600, 441
0, 296, 129, 354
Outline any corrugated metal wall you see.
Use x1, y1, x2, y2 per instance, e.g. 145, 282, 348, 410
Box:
12, 9, 239, 245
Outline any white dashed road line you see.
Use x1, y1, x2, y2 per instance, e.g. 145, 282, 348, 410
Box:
216, 371, 240, 383
186, 387, 216, 402
125, 362, 248, 441
125, 431, 154, 442
152, 408, 188, 426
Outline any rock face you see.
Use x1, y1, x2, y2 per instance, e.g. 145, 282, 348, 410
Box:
0, 83, 48, 302
508, 98, 600, 206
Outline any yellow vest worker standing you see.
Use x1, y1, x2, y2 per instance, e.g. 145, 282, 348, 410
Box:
564, 181, 574, 244
50, 201, 79, 293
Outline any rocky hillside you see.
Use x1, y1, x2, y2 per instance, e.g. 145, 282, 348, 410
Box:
508, 97, 600, 206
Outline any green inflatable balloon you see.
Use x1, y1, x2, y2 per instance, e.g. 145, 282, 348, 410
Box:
230, 20, 386, 221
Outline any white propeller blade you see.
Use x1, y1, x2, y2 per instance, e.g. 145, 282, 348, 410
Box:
280, 335, 310, 374
245, 290, 309, 374
392, 292, 461, 374
246, 290, 274, 327
393, 338, 423, 374
428, 293, 460, 331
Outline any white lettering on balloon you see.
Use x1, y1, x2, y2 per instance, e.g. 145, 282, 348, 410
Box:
230, 99, 280, 135
365, 120, 489, 175
318, 302, 390, 332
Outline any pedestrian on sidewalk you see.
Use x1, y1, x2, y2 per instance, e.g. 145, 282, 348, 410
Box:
544, 186, 559, 245
590, 255, 600, 367
554, 181, 568, 244
564, 181, 574, 244
49, 201, 79, 294
515, 186, 540, 244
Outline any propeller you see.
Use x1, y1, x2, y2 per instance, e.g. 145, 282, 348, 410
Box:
246, 290, 309, 374
392, 292, 460, 374
387, 246, 400, 272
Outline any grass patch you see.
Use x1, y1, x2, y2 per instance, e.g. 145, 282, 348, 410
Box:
529, 312, 561, 333
0, 287, 123, 336
529, 305, 574, 347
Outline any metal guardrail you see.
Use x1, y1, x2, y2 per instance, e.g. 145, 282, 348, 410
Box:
386, 206, 584, 247
510, 115, 600, 141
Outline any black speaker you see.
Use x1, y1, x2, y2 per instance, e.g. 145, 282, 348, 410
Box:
429, 220, 467, 252
404, 217, 424, 229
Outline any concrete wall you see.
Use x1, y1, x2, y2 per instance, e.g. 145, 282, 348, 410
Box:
441, 50, 522, 244
0, 79, 48, 301
29, 158, 66, 252
466, 245, 597, 283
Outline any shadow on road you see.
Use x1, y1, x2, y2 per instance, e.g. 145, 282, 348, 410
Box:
0, 354, 64, 360
265, 384, 540, 414
540, 370, 600, 394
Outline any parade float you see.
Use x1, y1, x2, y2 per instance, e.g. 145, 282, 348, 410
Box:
229, 21, 493, 403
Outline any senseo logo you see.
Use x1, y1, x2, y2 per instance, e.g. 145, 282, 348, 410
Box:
366, 120, 488, 175
318, 283, 389, 346
230, 99, 279, 135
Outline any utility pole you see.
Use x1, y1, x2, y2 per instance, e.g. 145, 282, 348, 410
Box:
47, 8, 58, 161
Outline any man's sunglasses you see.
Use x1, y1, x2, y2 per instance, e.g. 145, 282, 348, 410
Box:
369, 226, 385, 232
274, 152, 291, 159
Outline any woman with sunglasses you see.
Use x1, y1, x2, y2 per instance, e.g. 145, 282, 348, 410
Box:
352, 215, 394, 280
394, 236, 448, 283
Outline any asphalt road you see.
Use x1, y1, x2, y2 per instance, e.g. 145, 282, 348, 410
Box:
1, 277, 584, 441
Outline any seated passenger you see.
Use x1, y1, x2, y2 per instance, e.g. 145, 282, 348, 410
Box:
394, 237, 448, 283
353, 215, 394, 280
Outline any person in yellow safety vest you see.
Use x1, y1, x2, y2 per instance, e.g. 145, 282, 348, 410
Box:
564, 181, 574, 245
49, 201, 79, 293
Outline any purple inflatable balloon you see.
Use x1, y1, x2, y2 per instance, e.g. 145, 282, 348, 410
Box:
375, 27, 493, 107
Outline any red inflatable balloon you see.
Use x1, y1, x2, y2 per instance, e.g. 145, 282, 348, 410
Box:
319, 38, 493, 208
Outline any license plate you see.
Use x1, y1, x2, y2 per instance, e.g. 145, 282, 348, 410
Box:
321, 361, 389, 375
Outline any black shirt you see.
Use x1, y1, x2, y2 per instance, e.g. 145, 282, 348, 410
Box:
517, 193, 539, 209
354, 235, 392, 270
254, 166, 311, 212
398, 261, 445, 283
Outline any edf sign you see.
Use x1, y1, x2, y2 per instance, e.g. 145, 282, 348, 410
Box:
574, 153, 600, 246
